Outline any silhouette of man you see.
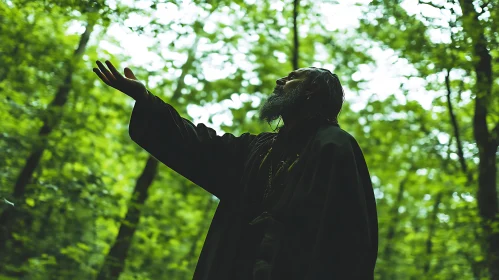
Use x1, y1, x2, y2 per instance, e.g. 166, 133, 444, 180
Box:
94, 60, 378, 280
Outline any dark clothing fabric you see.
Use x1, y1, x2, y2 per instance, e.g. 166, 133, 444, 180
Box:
129, 92, 378, 280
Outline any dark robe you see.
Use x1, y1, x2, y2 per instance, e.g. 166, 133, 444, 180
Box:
129, 92, 378, 280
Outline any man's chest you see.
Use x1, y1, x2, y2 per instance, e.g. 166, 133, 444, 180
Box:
242, 137, 310, 212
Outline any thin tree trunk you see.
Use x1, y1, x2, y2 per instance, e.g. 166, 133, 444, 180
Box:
0, 20, 95, 270
292, 0, 300, 70
96, 157, 159, 280
444, 69, 472, 184
458, 1, 499, 278
418, 67, 486, 277
423, 191, 442, 274
444, 67, 487, 275
11, 21, 94, 199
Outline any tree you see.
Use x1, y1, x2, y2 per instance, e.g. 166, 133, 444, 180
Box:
359, 0, 498, 278
0, 13, 97, 277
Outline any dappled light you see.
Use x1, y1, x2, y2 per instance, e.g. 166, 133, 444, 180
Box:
0, 0, 498, 279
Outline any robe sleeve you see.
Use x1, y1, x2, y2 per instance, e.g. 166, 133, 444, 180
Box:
128, 91, 256, 200
305, 141, 377, 279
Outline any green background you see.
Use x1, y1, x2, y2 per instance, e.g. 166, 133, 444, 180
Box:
0, 0, 498, 279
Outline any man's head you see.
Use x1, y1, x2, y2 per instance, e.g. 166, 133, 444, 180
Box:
258, 67, 345, 126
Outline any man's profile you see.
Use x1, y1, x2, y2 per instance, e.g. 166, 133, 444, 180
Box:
93, 60, 378, 280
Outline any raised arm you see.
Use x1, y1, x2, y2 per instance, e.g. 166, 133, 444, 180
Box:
93, 60, 256, 200
129, 91, 255, 199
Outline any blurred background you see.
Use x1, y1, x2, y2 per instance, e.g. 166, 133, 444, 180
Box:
0, 0, 498, 279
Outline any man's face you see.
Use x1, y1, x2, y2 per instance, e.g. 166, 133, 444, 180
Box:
258, 68, 311, 123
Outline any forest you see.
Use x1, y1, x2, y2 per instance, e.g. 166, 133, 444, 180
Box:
0, 0, 498, 279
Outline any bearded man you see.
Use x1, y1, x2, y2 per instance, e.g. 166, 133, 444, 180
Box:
94, 60, 378, 280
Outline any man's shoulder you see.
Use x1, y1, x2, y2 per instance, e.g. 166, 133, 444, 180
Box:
316, 124, 358, 150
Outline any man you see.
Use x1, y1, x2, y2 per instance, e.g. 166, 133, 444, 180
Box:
93, 60, 378, 280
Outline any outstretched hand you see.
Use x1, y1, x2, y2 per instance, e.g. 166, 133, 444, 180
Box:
93, 60, 148, 101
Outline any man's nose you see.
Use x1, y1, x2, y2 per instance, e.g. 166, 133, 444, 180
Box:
276, 78, 286, 85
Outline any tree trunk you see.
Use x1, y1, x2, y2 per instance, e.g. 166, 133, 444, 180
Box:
0, 20, 95, 271
13, 22, 94, 199
423, 191, 442, 274
96, 157, 159, 280
444, 70, 472, 184
292, 0, 300, 70
445, 67, 487, 275
458, 1, 499, 278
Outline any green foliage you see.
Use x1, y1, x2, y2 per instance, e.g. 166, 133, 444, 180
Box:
0, 0, 496, 279
358, 0, 498, 279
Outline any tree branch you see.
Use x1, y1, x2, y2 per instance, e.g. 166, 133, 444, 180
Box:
418, 0, 446, 9
292, 0, 300, 70
480, 0, 491, 11
444, 68, 472, 184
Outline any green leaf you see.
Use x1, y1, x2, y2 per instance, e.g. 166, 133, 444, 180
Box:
25, 198, 35, 207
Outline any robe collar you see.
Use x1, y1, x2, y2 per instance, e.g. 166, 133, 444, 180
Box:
276, 116, 339, 140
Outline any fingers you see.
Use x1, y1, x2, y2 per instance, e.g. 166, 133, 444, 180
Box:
124, 67, 138, 80
96, 60, 117, 84
93, 67, 113, 87
105, 60, 124, 81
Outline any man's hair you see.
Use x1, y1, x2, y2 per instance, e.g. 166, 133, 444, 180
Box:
306, 67, 345, 124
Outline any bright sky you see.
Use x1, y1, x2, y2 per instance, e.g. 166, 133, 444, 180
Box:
78, 0, 453, 134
